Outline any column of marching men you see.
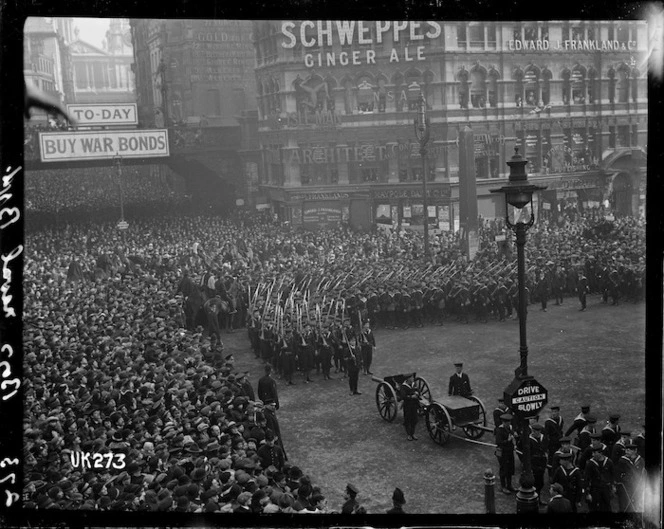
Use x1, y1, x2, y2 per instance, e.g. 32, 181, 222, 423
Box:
493, 400, 646, 513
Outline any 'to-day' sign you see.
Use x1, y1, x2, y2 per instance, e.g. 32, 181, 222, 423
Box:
67, 103, 138, 126
39, 130, 170, 162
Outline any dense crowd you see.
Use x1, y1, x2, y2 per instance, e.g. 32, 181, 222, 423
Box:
23, 197, 645, 512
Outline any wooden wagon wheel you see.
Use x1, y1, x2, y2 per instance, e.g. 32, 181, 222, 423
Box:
412, 376, 432, 403
375, 382, 398, 422
425, 402, 452, 445
463, 395, 488, 439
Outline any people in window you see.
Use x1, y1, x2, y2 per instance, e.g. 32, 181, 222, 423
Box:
457, 66, 469, 109
513, 67, 524, 107
607, 67, 616, 103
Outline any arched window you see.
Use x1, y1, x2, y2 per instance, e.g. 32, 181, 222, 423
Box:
341, 76, 354, 115
571, 64, 586, 104
423, 70, 434, 109
375, 74, 388, 113
392, 72, 404, 112
630, 67, 639, 102
513, 67, 524, 107
487, 66, 500, 108
356, 78, 375, 113
617, 63, 630, 103
405, 69, 422, 110
607, 67, 616, 103
324, 76, 337, 112
470, 63, 487, 108
587, 66, 598, 104
541, 67, 552, 105
561, 67, 571, 104
524, 65, 540, 106
457, 66, 469, 109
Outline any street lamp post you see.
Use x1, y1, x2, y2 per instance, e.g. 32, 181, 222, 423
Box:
414, 93, 431, 261
114, 153, 126, 244
490, 148, 547, 512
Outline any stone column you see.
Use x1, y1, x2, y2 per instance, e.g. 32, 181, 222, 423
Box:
337, 144, 350, 184
281, 147, 301, 187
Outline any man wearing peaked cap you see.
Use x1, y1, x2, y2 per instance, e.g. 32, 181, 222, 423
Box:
584, 441, 615, 512
341, 483, 363, 514
529, 423, 547, 502
611, 430, 631, 465
386, 487, 406, 514
448, 362, 472, 398
544, 405, 564, 469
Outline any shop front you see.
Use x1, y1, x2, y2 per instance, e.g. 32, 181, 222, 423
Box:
371, 184, 452, 232
531, 171, 606, 221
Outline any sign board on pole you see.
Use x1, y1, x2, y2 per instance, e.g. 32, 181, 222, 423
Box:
117, 220, 129, 231
504, 377, 548, 418
67, 103, 138, 126
39, 130, 170, 162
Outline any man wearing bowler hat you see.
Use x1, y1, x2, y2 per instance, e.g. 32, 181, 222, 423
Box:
448, 362, 472, 398
386, 487, 406, 514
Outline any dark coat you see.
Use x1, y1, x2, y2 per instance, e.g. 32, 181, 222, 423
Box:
547, 495, 573, 513
257, 375, 279, 409
448, 372, 472, 397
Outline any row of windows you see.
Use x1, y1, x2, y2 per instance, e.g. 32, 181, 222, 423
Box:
73, 61, 133, 91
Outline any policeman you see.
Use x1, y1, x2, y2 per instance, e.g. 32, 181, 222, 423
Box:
495, 412, 517, 494
400, 381, 420, 441
577, 272, 589, 311
448, 362, 472, 397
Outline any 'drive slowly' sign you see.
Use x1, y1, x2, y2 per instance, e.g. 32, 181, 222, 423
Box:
39, 130, 169, 162
504, 377, 548, 418
67, 103, 138, 126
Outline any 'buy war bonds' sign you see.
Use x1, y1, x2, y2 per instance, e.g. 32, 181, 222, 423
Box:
39, 130, 169, 162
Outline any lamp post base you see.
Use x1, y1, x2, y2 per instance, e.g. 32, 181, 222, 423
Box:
515, 473, 539, 513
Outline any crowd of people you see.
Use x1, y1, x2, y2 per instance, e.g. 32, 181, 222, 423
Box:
22, 178, 645, 512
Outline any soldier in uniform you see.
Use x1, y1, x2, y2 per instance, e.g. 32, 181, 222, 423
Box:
495, 413, 517, 494
318, 325, 334, 380
346, 340, 361, 396
281, 332, 296, 386
529, 423, 548, 502
299, 324, 315, 384
359, 321, 376, 376
411, 283, 425, 327
493, 281, 509, 322
535, 270, 550, 312
550, 436, 576, 476
584, 441, 615, 512
616, 443, 645, 512
399, 288, 412, 329
260, 323, 274, 367
551, 452, 584, 512
448, 362, 472, 397
577, 272, 589, 311
600, 413, 621, 450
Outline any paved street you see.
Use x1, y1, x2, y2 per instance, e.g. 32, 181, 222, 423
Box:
230, 295, 646, 514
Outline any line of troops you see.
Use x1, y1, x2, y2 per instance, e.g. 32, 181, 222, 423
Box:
493, 401, 646, 513
248, 313, 376, 397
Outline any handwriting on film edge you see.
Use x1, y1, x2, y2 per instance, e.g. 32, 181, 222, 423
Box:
1, 166, 22, 319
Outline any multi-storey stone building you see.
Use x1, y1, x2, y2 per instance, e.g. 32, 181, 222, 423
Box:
253, 20, 647, 229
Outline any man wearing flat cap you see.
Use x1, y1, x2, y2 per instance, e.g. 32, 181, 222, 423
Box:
546, 483, 572, 513
448, 362, 472, 398
386, 487, 406, 514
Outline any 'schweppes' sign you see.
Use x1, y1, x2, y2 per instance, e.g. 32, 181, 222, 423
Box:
66, 103, 138, 126
39, 130, 169, 162
504, 377, 548, 418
